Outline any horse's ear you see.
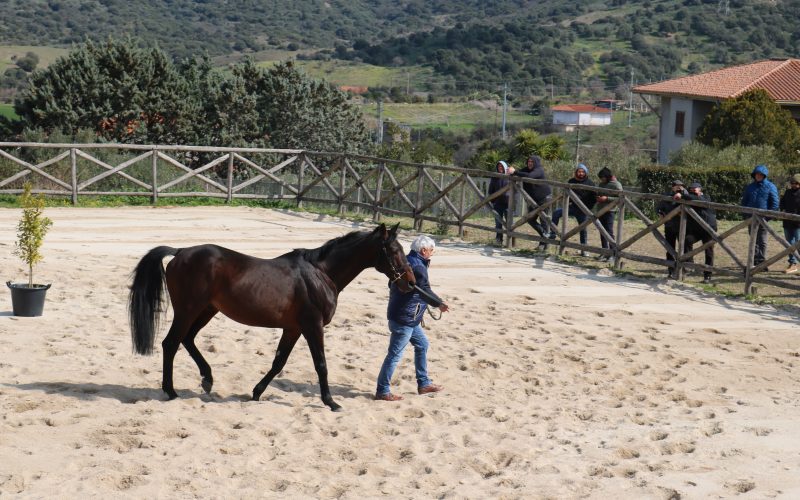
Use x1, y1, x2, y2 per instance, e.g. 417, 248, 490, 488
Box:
389, 223, 399, 238
374, 223, 388, 239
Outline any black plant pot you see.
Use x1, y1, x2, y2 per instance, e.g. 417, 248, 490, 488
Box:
7, 281, 51, 317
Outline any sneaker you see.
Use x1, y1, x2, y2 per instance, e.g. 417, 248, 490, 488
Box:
785, 265, 798, 274
702, 275, 712, 285
548, 232, 557, 240
537, 242, 549, 252
580, 250, 588, 257
375, 393, 403, 401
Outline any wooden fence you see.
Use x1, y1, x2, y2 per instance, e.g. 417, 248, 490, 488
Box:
2, 142, 800, 296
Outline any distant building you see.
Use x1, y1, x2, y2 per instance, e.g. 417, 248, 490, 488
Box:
339, 85, 369, 95
551, 104, 612, 131
634, 58, 800, 164
594, 99, 625, 110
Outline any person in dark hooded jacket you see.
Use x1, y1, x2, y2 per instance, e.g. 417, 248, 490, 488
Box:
683, 182, 717, 284
549, 163, 595, 253
779, 173, 800, 273
741, 164, 779, 267
511, 155, 552, 250
657, 179, 689, 278
488, 160, 514, 245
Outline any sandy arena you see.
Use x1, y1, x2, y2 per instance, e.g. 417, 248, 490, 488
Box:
1, 206, 799, 498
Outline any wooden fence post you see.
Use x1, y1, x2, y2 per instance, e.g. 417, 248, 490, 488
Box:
507, 180, 516, 248
373, 162, 384, 223
744, 216, 758, 295
338, 157, 347, 216
676, 205, 687, 280
226, 153, 234, 203
613, 194, 625, 269
558, 187, 569, 255
151, 150, 158, 205
414, 166, 424, 232
297, 154, 305, 209
458, 173, 466, 238
70, 148, 78, 205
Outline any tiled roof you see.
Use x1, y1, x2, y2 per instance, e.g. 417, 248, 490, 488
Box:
633, 59, 800, 103
551, 104, 612, 113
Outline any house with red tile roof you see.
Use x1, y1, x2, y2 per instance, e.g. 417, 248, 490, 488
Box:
551, 104, 612, 131
634, 58, 800, 164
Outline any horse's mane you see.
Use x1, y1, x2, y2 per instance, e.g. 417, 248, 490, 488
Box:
289, 230, 373, 263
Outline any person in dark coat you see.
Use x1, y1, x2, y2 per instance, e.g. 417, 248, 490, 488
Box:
683, 181, 718, 284
488, 160, 514, 245
595, 167, 623, 262
549, 163, 596, 254
511, 155, 552, 250
779, 173, 800, 274
741, 164, 780, 267
376, 235, 449, 402
657, 179, 689, 278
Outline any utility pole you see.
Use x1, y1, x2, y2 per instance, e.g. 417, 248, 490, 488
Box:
575, 125, 581, 161
406, 72, 410, 95
550, 76, 554, 100
377, 99, 383, 144
501, 82, 508, 140
628, 68, 634, 128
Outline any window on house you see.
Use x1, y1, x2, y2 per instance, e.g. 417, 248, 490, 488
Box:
674, 111, 685, 137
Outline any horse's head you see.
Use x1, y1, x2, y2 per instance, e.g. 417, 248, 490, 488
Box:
374, 223, 415, 293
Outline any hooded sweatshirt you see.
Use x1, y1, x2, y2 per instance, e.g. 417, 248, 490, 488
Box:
511, 155, 551, 203
741, 164, 779, 213
488, 160, 511, 210
780, 173, 800, 230
567, 164, 596, 210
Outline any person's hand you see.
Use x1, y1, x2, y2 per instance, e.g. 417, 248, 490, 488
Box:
673, 193, 682, 200
507, 167, 515, 174
438, 303, 450, 313
597, 195, 608, 202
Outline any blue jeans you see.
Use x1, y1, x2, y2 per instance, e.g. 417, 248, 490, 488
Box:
551, 206, 588, 244
376, 320, 431, 396
785, 226, 800, 265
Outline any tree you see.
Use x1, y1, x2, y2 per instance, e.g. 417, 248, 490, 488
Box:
695, 89, 800, 163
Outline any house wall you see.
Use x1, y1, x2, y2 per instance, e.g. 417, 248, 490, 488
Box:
553, 111, 611, 127
658, 97, 696, 164
552, 111, 578, 125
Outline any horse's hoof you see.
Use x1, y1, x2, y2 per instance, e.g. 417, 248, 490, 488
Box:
329, 403, 342, 412
251, 392, 261, 402
166, 392, 179, 400
201, 378, 213, 394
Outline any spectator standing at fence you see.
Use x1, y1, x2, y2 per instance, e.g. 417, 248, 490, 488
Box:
683, 182, 717, 284
375, 235, 449, 402
779, 173, 800, 274
512, 155, 552, 251
488, 160, 514, 246
741, 164, 780, 268
595, 167, 623, 263
657, 179, 689, 278
549, 163, 596, 256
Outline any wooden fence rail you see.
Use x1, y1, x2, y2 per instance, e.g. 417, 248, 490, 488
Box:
2, 142, 800, 296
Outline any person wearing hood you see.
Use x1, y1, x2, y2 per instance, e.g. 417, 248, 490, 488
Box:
683, 182, 718, 284
595, 167, 623, 262
488, 160, 515, 246
741, 164, 779, 267
549, 163, 596, 255
779, 173, 800, 274
657, 179, 690, 278
511, 155, 552, 250
376, 235, 449, 402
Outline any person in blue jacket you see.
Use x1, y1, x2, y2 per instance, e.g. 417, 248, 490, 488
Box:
741, 164, 780, 267
375, 235, 450, 402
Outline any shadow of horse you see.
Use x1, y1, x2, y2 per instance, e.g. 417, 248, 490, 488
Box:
4, 379, 372, 407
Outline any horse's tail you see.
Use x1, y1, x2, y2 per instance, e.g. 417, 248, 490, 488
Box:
128, 246, 180, 355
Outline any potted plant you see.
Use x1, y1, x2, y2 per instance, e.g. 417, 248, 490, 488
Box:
7, 182, 53, 316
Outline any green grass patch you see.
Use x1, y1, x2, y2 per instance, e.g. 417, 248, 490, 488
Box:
0, 45, 69, 70
0, 103, 17, 119
360, 101, 535, 131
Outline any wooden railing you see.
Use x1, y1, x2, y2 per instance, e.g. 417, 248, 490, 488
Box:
2, 142, 799, 296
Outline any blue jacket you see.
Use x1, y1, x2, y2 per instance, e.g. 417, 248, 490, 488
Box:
741, 165, 779, 213
387, 250, 443, 326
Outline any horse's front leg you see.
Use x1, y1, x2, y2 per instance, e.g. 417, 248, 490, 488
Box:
304, 327, 340, 412
252, 328, 301, 401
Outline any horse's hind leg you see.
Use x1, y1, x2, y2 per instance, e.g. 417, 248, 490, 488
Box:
252, 328, 301, 401
161, 316, 191, 400
182, 306, 218, 394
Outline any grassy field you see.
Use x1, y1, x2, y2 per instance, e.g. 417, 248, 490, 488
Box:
0, 103, 16, 119
0, 45, 68, 74
360, 101, 538, 132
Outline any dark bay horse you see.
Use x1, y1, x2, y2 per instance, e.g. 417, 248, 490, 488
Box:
128, 223, 414, 411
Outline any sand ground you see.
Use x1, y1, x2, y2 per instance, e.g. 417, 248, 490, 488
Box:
1, 206, 799, 499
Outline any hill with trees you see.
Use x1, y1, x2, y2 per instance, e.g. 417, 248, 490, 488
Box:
1, 0, 799, 94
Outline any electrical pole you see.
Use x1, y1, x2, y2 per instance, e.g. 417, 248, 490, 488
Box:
377, 99, 383, 144
502, 82, 508, 140
550, 76, 554, 100
628, 68, 634, 128
406, 72, 410, 95
575, 125, 581, 161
